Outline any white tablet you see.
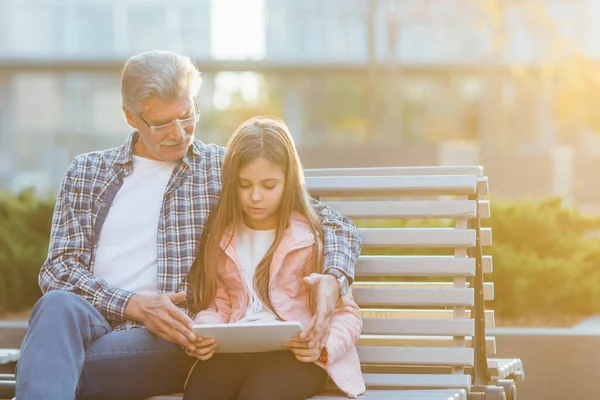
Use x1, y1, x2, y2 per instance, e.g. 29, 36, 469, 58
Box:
192, 321, 303, 353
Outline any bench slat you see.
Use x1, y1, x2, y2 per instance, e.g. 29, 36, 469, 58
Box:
359, 228, 491, 248
305, 166, 484, 177
0, 381, 16, 399
362, 318, 473, 336
357, 346, 474, 366
305, 166, 488, 197
321, 200, 490, 219
363, 373, 471, 389
358, 336, 496, 356
356, 255, 492, 276
354, 282, 494, 302
354, 288, 474, 307
360, 309, 495, 329
311, 388, 467, 400
479, 200, 491, 219
306, 175, 479, 196
362, 358, 521, 380
477, 178, 489, 196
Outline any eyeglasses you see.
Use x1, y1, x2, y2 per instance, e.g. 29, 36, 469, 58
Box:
138, 97, 200, 135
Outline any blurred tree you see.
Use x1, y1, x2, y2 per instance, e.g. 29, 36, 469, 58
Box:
482, 0, 600, 147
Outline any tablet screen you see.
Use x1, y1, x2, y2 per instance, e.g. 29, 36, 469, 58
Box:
192, 321, 303, 353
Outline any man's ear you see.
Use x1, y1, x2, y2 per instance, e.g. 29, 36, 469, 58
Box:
123, 106, 138, 129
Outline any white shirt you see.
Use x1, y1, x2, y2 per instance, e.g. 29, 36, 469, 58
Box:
236, 223, 280, 323
93, 155, 176, 296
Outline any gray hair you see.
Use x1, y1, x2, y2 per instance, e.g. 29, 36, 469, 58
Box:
121, 50, 202, 114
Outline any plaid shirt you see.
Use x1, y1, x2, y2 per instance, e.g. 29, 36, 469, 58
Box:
39, 132, 361, 330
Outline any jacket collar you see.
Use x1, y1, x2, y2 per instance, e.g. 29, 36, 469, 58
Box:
220, 212, 316, 260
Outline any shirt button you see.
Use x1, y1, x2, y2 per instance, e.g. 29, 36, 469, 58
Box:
100, 203, 107, 208
115, 179, 120, 184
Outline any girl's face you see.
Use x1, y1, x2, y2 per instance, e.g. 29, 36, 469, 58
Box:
237, 156, 286, 230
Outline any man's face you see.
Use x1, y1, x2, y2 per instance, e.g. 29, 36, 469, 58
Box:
124, 95, 196, 162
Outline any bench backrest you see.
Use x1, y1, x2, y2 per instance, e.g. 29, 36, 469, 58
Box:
304, 166, 492, 386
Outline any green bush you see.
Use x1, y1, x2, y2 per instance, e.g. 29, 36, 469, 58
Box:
0, 190, 54, 314
2, 191, 600, 322
489, 198, 600, 319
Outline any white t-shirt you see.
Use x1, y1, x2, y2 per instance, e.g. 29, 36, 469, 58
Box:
236, 224, 281, 323
93, 155, 176, 296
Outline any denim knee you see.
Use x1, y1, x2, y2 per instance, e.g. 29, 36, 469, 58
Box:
30, 291, 91, 323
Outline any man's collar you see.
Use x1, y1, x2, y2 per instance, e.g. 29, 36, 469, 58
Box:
114, 131, 203, 167
114, 131, 137, 166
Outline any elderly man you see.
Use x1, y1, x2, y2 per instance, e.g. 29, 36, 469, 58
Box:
15, 50, 360, 400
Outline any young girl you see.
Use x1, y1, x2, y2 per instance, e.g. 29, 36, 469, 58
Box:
184, 117, 365, 399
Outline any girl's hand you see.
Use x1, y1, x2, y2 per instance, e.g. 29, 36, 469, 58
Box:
285, 336, 321, 363
187, 336, 218, 361
301, 273, 339, 350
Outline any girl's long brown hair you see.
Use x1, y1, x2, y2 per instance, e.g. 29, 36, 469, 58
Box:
188, 116, 323, 314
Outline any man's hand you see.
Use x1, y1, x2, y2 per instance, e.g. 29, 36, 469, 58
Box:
125, 292, 196, 351
285, 335, 321, 363
187, 336, 218, 361
300, 273, 339, 349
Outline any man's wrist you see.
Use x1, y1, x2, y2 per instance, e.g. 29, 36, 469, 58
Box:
124, 294, 143, 322
325, 268, 349, 297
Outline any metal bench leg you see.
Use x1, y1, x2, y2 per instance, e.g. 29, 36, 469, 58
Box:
497, 379, 517, 400
469, 385, 506, 400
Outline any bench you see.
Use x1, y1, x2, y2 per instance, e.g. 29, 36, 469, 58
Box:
302, 166, 523, 399
0, 166, 523, 400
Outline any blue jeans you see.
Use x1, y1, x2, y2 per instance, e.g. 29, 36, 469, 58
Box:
15, 291, 195, 400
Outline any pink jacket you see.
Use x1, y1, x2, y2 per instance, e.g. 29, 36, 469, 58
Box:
193, 213, 366, 398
